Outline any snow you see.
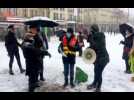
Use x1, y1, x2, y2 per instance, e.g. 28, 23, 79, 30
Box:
0, 33, 134, 92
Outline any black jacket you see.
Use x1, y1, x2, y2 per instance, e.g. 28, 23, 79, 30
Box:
5, 31, 20, 55
121, 34, 134, 59
87, 32, 109, 65
21, 34, 49, 76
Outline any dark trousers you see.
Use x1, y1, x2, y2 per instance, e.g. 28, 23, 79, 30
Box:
92, 62, 107, 89
64, 63, 74, 84
9, 51, 23, 71
39, 59, 44, 79
125, 58, 130, 71
28, 71, 39, 92
79, 48, 83, 56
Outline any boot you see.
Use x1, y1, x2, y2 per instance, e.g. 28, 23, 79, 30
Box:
63, 78, 68, 88
20, 68, 25, 73
40, 73, 45, 81
125, 70, 131, 74
87, 84, 96, 90
70, 78, 75, 88
9, 69, 14, 75
29, 83, 36, 92
94, 88, 101, 92
70, 82, 75, 88
40, 77, 45, 81
35, 82, 40, 88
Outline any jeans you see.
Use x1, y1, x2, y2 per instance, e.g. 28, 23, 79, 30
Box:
64, 63, 75, 84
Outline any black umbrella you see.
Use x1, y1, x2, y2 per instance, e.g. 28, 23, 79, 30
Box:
55, 30, 66, 37
119, 23, 134, 38
24, 16, 59, 27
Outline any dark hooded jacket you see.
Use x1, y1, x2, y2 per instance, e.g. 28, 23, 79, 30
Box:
21, 33, 49, 76
87, 24, 109, 65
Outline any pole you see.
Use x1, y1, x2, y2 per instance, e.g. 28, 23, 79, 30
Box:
128, 8, 129, 22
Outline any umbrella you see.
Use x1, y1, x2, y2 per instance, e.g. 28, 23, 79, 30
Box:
119, 23, 134, 38
55, 29, 66, 37
24, 16, 59, 27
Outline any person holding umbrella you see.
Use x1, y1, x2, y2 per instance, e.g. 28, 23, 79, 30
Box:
23, 16, 57, 83
21, 25, 51, 92
5, 25, 25, 75
120, 27, 134, 74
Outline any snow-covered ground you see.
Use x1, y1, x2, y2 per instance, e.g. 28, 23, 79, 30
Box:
0, 33, 134, 92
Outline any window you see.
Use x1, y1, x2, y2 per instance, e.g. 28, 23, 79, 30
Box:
60, 8, 64, 11
60, 14, 64, 20
54, 8, 58, 10
68, 14, 73, 21
54, 13, 58, 20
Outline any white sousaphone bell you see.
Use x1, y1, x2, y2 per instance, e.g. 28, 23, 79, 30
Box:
82, 48, 96, 65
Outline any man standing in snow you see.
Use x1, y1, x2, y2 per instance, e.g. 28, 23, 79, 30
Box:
87, 24, 109, 92
5, 25, 25, 75
58, 28, 80, 88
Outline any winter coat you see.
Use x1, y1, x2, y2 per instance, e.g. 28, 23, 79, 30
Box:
5, 31, 21, 56
59, 35, 80, 64
121, 34, 134, 60
21, 33, 49, 76
87, 32, 109, 65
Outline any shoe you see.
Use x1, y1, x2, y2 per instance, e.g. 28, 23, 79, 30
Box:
94, 88, 101, 92
125, 70, 131, 74
20, 69, 25, 73
9, 69, 14, 75
70, 83, 75, 88
63, 83, 68, 88
35, 83, 40, 88
40, 77, 45, 81
87, 84, 96, 90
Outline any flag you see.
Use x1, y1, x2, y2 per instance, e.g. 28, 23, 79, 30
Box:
75, 66, 88, 84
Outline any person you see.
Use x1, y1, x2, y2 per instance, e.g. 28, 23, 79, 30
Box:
120, 28, 134, 74
77, 31, 84, 56
38, 29, 50, 81
5, 25, 25, 75
58, 28, 80, 88
87, 24, 109, 92
21, 25, 51, 92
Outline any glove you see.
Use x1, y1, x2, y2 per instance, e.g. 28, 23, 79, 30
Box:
120, 40, 124, 45
47, 52, 52, 58
43, 50, 51, 58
